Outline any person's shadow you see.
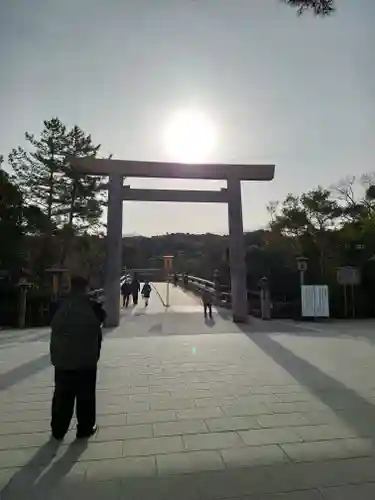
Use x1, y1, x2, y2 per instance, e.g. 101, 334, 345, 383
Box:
1, 438, 88, 499
204, 316, 215, 327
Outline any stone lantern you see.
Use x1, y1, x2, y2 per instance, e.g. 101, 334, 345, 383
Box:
16, 273, 33, 328
296, 256, 308, 286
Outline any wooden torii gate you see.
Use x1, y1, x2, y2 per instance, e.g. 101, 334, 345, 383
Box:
69, 158, 275, 326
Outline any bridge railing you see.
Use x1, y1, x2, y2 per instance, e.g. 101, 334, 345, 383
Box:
175, 274, 262, 313
175, 274, 232, 306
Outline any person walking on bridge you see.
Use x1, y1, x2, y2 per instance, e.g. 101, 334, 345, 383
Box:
50, 276, 105, 440
121, 279, 131, 308
141, 281, 152, 307
131, 274, 140, 306
202, 287, 213, 319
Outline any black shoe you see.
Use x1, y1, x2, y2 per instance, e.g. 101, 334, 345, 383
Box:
51, 432, 65, 441
76, 424, 98, 439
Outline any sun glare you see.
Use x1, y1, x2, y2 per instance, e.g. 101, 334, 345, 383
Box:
163, 109, 216, 163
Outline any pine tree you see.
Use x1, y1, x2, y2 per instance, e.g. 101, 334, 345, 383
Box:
57, 125, 104, 232
55, 125, 105, 265
8, 118, 67, 230
9, 118, 68, 273
9, 118, 106, 271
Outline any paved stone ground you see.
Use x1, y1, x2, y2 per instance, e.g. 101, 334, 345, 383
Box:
1, 284, 375, 499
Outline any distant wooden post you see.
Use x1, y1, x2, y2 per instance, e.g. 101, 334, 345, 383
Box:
46, 267, 69, 300
259, 277, 271, 320
17, 278, 32, 328
164, 256, 174, 307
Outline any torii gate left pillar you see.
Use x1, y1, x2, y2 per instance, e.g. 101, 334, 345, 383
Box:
104, 173, 123, 329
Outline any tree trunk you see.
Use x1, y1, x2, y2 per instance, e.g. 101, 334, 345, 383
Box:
59, 180, 77, 269
39, 167, 55, 280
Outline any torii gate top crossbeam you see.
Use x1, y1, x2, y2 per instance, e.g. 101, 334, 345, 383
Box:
69, 157, 275, 181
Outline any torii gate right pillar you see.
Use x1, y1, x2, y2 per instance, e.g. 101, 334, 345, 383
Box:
227, 176, 248, 322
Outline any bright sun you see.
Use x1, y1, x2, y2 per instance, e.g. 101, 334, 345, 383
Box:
163, 109, 216, 163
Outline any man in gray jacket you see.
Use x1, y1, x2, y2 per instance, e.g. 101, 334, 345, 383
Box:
50, 276, 105, 440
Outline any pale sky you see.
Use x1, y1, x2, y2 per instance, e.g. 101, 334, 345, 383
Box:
1, 0, 374, 236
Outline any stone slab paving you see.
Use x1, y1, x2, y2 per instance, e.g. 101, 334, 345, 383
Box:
1, 286, 375, 498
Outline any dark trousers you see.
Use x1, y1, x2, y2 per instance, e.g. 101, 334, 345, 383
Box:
122, 293, 130, 307
51, 368, 97, 437
204, 303, 213, 318
132, 292, 139, 305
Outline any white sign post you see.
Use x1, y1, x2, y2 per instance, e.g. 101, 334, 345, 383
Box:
301, 285, 330, 319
